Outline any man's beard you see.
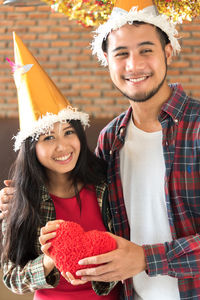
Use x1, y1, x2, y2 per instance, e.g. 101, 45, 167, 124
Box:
114, 60, 168, 103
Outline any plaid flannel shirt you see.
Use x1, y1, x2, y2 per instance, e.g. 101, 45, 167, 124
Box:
2, 182, 118, 296
95, 84, 200, 300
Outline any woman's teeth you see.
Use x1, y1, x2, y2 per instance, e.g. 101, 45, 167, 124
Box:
55, 154, 71, 161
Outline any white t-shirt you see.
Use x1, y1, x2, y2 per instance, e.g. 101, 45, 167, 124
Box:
120, 119, 179, 300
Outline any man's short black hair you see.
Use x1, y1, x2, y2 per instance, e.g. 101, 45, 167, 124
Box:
102, 21, 170, 53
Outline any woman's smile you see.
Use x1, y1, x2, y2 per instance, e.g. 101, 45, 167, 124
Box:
36, 122, 81, 175
54, 153, 72, 162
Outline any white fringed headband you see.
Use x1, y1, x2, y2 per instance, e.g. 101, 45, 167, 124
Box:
14, 108, 89, 152
91, 5, 181, 66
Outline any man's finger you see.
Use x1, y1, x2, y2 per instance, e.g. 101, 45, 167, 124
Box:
0, 210, 8, 220
78, 251, 114, 266
3, 187, 15, 196
0, 204, 9, 211
76, 261, 114, 277
4, 180, 12, 187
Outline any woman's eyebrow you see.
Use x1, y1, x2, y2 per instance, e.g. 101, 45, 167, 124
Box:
62, 125, 73, 131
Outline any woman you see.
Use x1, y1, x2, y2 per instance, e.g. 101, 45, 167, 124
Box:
1, 33, 120, 300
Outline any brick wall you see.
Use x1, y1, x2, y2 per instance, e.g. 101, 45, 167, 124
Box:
0, 3, 200, 119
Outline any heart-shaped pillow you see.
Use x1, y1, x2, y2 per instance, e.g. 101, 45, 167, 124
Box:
49, 221, 117, 278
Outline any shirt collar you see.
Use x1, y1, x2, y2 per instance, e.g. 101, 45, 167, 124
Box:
118, 83, 188, 135
160, 83, 188, 123
41, 185, 51, 202
117, 106, 132, 137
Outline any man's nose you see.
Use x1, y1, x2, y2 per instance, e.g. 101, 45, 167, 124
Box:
125, 54, 145, 72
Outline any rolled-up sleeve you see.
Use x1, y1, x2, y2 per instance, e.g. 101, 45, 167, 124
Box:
2, 254, 60, 294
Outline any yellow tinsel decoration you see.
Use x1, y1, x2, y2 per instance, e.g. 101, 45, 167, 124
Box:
43, 0, 115, 27
155, 0, 200, 22
42, 0, 200, 27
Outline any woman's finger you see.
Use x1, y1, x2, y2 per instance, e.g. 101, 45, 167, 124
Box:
64, 272, 88, 285
41, 242, 52, 256
39, 231, 56, 245
66, 272, 75, 282
61, 272, 71, 283
40, 224, 59, 237
46, 220, 64, 227
70, 278, 88, 285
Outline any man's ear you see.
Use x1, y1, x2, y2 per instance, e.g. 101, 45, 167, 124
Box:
165, 43, 173, 65
103, 51, 108, 63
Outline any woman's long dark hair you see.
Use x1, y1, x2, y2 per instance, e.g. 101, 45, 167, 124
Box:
1, 120, 107, 267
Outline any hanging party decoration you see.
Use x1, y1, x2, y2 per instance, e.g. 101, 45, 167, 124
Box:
156, 0, 200, 22
42, 0, 115, 27
42, 0, 200, 27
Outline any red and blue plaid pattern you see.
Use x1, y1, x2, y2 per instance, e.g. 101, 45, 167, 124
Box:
96, 84, 200, 300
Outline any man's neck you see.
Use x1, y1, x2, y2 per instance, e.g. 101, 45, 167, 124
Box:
130, 83, 172, 132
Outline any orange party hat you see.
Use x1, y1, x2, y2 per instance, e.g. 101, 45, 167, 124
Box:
10, 32, 89, 151
13, 32, 71, 131
115, 0, 154, 12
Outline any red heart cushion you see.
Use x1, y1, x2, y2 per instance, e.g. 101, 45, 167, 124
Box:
49, 221, 117, 278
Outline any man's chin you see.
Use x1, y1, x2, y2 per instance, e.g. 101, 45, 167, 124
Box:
122, 92, 152, 103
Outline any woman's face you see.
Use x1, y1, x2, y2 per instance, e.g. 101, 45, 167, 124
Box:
35, 122, 81, 176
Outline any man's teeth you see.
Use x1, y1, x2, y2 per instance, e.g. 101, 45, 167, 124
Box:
55, 154, 71, 161
128, 76, 147, 83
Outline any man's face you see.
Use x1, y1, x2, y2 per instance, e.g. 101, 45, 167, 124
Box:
104, 23, 172, 103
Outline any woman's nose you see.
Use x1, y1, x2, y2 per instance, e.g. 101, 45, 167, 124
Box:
55, 138, 67, 151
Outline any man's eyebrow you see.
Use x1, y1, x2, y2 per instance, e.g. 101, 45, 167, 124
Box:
112, 46, 128, 53
112, 41, 155, 53
138, 41, 155, 47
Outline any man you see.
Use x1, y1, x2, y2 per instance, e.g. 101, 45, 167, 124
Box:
1, 0, 200, 299
74, 1, 200, 299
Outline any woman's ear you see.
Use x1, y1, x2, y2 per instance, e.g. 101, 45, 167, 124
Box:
165, 43, 173, 66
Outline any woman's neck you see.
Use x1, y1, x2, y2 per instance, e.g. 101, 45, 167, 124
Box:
45, 171, 83, 198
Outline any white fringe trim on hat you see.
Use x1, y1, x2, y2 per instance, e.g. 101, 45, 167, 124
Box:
91, 6, 181, 66
14, 107, 90, 151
